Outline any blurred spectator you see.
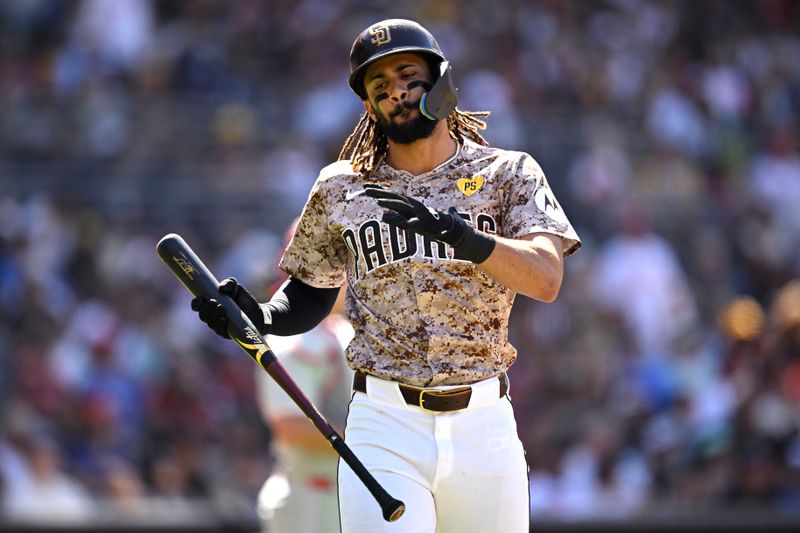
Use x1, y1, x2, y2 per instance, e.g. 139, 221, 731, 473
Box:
589, 200, 698, 356
71, 0, 155, 75
747, 126, 800, 270
1, 404, 95, 523
3, 435, 95, 523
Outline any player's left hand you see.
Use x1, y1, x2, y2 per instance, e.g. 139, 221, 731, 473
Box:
364, 185, 496, 263
364, 185, 461, 242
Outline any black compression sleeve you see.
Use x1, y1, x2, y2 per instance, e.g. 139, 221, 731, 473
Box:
264, 277, 340, 336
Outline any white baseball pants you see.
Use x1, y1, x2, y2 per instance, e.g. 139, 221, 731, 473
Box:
338, 374, 530, 532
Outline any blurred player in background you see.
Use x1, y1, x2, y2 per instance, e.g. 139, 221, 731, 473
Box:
254, 221, 353, 533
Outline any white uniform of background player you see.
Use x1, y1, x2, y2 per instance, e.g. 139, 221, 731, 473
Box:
255, 284, 354, 532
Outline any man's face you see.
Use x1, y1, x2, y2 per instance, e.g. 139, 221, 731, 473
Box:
363, 53, 437, 144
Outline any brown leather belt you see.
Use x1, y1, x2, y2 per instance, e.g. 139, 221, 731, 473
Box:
353, 372, 508, 413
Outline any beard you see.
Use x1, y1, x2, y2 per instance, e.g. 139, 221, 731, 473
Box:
374, 99, 438, 144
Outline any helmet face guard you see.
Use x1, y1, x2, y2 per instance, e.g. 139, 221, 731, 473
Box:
348, 19, 458, 119
419, 61, 457, 120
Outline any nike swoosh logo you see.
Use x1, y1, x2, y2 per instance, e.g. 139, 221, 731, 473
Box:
345, 189, 367, 200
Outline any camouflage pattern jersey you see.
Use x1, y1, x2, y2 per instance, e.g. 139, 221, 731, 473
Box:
280, 139, 581, 387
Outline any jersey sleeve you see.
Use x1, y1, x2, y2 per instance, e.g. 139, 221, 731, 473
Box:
502, 153, 582, 256
279, 177, 348, 288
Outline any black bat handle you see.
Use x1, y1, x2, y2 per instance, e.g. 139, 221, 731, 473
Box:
330, 434, 406, 522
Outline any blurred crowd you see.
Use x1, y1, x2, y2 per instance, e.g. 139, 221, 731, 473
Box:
1, 0, 799, 526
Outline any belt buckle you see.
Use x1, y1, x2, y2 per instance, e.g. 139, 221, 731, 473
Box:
419, 389, 441, 413
419, 387, 471, 412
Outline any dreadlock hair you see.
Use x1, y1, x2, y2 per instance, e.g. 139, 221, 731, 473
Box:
337, 108, 490, 176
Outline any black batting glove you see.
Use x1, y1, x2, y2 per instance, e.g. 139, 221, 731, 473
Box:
363, 185, 496, 264
190, 277, 269, 338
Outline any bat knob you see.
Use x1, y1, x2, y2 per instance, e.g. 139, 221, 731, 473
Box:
384, 499, 405, 522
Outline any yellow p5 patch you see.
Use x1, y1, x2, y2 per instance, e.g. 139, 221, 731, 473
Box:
456, 176, 484, 196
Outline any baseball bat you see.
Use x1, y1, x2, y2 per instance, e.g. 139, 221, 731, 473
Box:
156, 233, 405, 522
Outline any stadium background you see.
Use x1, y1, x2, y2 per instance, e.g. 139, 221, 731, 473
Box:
1, 0, 799, 531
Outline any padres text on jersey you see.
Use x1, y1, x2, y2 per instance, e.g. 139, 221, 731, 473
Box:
281, 140, 581, 387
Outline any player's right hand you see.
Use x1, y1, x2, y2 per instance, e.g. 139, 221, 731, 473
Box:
191, 277, 266, 338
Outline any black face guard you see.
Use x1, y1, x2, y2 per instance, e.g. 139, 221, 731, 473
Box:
419, 61, 458, 121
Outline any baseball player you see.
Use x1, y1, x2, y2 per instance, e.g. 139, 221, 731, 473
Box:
192, 19, 581, 532
255, 221, 354, 533
256, 286, 353, 533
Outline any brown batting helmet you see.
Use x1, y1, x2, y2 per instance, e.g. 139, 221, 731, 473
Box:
348, 19, 447, 99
